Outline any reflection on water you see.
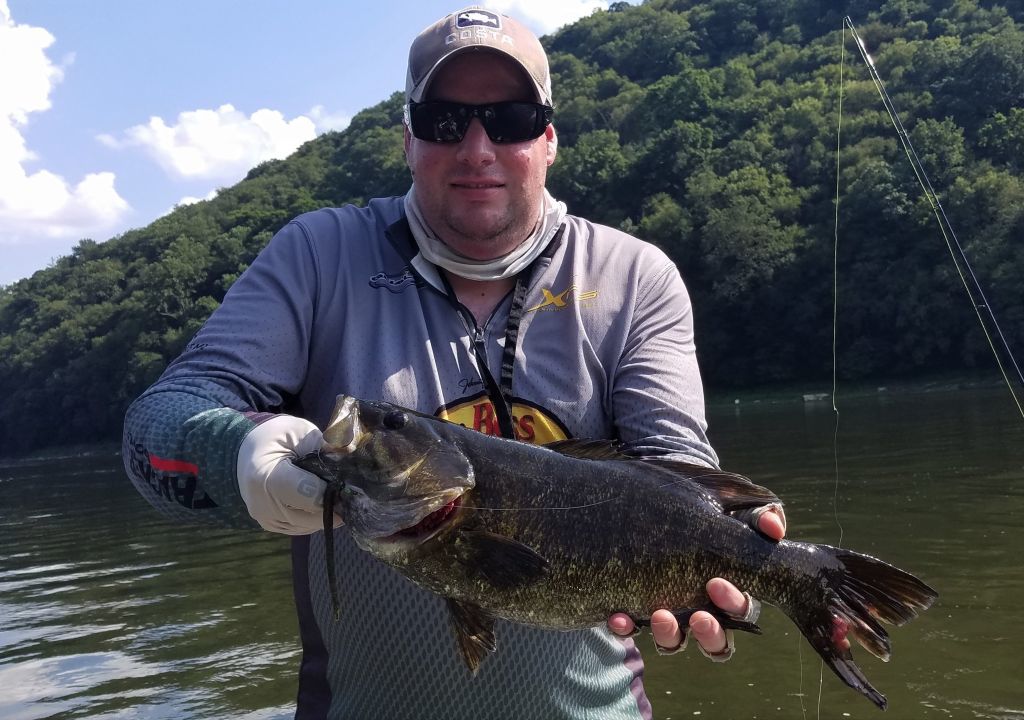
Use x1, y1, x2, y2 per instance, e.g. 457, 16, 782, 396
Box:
639, 386, 1024, 720
0, 451, 298, 720
1, 387, 1022, 719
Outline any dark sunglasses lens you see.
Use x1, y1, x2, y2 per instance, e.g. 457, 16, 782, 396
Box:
410, 103, 469, 143
485, 103, 548, 143
410, 102, 551, 144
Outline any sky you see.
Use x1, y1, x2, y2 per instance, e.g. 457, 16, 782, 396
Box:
0, 0, 636, 287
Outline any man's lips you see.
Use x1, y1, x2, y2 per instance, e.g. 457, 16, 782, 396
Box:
451, 182, 503, 202
451, 180, 504, 191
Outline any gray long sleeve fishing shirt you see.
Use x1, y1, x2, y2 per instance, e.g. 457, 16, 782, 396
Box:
123, 195, 717, 720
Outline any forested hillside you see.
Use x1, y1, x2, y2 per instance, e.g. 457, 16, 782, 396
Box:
2, 0, 1022, 454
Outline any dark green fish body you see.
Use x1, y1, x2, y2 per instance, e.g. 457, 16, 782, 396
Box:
297, 396, 937, 711
384, 437, 787, 626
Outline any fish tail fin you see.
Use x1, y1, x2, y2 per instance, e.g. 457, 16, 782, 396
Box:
790, 547, 937, 710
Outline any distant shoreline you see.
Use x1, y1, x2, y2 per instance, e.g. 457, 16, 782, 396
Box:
1, 375, 1012, 462
708, 373, 1008, 408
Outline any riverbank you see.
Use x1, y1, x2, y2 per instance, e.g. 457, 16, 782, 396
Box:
705, 372, 1011, 409
1, 374, 1013, 462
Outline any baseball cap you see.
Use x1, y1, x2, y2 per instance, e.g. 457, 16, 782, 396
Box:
406, 6, 553, 106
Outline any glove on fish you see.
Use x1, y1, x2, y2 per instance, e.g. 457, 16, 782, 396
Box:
237, 415, 340, 535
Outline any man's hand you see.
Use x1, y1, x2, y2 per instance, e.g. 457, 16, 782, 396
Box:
237, 415, 342, 535
607, 506, 784, 658
750, 504, 786, 541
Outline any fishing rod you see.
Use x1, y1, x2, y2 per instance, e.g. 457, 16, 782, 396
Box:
820, 19, 1024, 717
841, 16, 1024, 418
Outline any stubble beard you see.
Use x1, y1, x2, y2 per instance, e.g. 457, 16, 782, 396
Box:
439, 200, 537, 260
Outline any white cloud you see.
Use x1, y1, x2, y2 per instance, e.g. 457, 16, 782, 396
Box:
0, 0, 129, 244
308, 105, 351, 134
173, 188, 220, 210
483, 0, 610, 35
102, 104, 318, 181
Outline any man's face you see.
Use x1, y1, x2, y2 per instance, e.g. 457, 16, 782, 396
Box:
404, 51, 557, 260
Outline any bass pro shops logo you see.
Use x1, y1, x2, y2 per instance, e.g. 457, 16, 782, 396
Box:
436, 393, 570, 444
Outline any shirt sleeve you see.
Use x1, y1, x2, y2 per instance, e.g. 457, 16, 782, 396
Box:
611, 257, 720, 469
122, 218, 322, 527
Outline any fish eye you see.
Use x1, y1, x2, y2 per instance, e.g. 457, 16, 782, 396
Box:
383, 410, 409, 430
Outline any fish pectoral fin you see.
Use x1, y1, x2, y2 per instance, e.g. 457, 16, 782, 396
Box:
446, 598, 497, 674
456, 530, 549, 589
642, 459, 782, 513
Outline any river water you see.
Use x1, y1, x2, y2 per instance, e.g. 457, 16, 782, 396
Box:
1, 386, 1021, 719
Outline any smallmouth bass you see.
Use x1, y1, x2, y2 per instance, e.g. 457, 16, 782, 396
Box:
295, 395, 937, 710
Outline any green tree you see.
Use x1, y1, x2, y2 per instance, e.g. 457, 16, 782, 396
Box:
548, 129, 630, 223
3, 0, 1024, 452
978, 108, 1024, 172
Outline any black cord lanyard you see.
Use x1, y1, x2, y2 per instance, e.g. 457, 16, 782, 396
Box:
440, 226, 564, 440
440, 271, 526, 440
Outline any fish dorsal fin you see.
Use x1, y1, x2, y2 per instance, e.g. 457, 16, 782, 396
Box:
641, 458, 782, 513
446, 598, 496, 674
544, 439, 782, 514
543, 439, 629, 460
456, 530, 550, 589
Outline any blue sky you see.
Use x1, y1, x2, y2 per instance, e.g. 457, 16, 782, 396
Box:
1, 0, 632, 286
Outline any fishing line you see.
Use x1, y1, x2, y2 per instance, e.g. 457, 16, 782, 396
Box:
458, 469, 760, 513
843, 16, 1024, 419
832, 24, 848, 556
458, 499, 617, 512
819, 18, 1022, 716
819, 19, 851, 720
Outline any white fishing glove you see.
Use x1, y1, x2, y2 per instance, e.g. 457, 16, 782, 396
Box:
237, 414, 340, 535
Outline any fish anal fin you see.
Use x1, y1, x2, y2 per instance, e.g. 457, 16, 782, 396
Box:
456, 530, 549, 589
446, 598, 496, 674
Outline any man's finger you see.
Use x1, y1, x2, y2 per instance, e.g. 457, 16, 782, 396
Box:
688, 610, 726, 654
650, 608, 682, 651
756, 505, 786, 541
706, 577, 749, 615
607, 613, 635, 637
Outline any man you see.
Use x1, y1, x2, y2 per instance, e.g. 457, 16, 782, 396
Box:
124, 6, 791, 718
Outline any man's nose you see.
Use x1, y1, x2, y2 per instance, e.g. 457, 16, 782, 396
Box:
455, 118, 496, 165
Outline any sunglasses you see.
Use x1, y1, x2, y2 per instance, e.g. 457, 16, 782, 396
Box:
407, 100, 553, 144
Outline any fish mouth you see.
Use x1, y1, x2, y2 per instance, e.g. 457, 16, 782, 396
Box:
382, 492, 465, 544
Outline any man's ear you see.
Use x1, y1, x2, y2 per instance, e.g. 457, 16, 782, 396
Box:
545, 124, 557, 166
